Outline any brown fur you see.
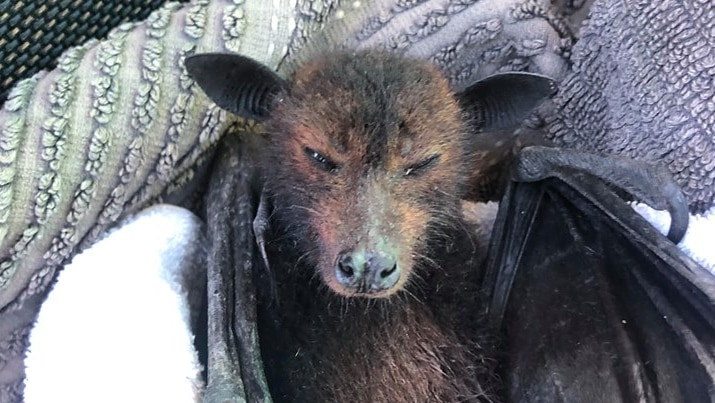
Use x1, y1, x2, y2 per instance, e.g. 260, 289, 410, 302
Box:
256, 51, 499, 402
257, 225, 498, 403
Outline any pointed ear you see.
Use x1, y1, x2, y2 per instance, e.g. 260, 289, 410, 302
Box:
459, 72, 556, 130
185, 53, 288, 121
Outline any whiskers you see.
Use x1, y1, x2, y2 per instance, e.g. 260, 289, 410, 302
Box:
280, 202, 323, 217
396, 286, 423, 307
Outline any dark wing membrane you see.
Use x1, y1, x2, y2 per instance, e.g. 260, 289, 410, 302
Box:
204, 134, 272, 403
484, 172, 715, 402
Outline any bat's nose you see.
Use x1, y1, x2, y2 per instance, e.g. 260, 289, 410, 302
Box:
335, 250, 400, 294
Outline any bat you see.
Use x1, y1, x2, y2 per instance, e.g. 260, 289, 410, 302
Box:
186, 50, 715, 402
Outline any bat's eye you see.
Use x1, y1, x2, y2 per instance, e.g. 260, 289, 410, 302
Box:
404, 154, 440, 177
304, 147, 339, 173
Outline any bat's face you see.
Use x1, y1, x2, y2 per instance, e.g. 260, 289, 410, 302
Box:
186, 50, 554, 299
266, 53, 470, 298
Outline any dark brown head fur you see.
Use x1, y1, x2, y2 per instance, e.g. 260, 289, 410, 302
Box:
265, 51, 471, 297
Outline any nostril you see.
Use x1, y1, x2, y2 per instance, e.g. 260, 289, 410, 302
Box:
380, 263, 397, 278
338, 260, 354, 277
335, 253, 359, 287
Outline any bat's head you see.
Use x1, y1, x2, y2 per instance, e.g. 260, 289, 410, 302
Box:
186, 51, 554, 298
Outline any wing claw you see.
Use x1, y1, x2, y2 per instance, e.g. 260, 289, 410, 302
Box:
512, 145, 689, 244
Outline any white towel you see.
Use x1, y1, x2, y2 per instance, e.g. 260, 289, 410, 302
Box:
632, 203, 715, 275
24, 205, 206, 403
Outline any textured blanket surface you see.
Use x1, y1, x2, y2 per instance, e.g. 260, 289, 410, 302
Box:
546, 0, 715, 212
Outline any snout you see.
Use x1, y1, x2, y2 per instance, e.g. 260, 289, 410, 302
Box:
334, 250, 400, 295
